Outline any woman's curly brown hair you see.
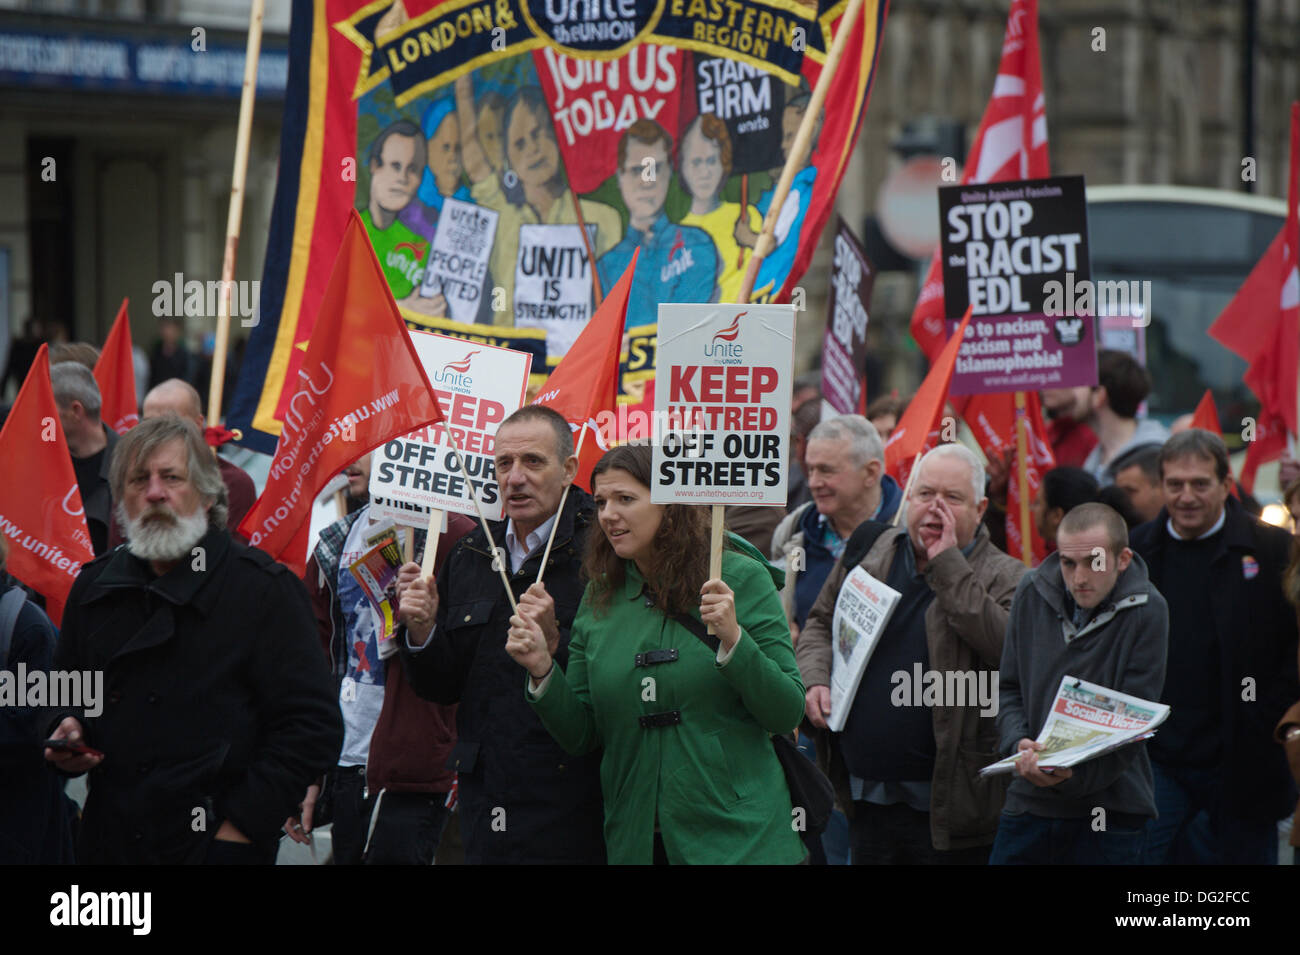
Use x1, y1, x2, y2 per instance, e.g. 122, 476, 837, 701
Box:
583, 442, 716, 618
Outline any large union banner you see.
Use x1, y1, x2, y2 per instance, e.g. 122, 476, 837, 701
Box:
229, 0, 888, 452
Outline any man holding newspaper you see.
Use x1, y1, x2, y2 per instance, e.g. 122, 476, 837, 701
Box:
990, 503, 1169, 864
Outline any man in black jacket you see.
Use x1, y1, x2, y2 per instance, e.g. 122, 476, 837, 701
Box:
396, 405, 605, 864
43, 415, 342, 864
1130, 430, 1299, 864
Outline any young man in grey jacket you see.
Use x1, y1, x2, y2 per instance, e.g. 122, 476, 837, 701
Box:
991, 502, 1168, 864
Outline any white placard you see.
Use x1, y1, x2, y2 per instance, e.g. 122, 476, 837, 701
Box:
828, 566, 902, 732
419, 197, 498, 323
369, 494, 450, 530
514, 223, 595, 357
370, 331, 531, 520
651, 303, 795, 505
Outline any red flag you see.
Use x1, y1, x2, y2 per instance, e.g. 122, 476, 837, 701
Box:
0, 346, 96, 624
909, 0, 1048, 362
884, 307, 973, 482
531, 251, 638, 492
238, 210, 445, 575
93, 298, 139, 435
1190, 388, 1219, 433
1240, 408, 1289, 495
1210, 101, 1300, 453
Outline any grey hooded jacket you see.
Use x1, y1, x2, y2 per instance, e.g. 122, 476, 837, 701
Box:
998, 551, 1168, 820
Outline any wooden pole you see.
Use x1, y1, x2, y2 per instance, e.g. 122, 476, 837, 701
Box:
535, 424, 587, 585
334, 489, 347, 521
736, 174, 749, 272
570, 193, 604, 307
706, 504, 726, 635
707, 0, 864, 601
1014, 390, 1032, 567
736, 0, 864, 304
207, 0, 265, 431
403, 526, 414, 564
442, 430, 519, 614
420, 508, 443, 578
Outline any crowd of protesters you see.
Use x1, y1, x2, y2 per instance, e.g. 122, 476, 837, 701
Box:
1, 340, 1299, 866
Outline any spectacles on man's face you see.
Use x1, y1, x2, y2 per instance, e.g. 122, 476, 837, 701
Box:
1162, 477, 1217, 495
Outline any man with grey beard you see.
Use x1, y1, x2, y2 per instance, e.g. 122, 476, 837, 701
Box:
43, 415, 342, 864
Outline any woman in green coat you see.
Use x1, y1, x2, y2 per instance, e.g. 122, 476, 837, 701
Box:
506, 443, 807, 864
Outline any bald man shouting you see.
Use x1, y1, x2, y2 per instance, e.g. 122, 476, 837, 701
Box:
141, 378, 257, 533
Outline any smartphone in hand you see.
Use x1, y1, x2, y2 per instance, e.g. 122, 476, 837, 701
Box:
43, 738, 104, 759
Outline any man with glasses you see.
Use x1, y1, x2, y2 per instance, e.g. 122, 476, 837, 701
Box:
1129, 430, 1299, 863
597, 120, 719, 329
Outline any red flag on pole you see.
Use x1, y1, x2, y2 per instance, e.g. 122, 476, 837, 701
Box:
531, 250, 638, 492
903, 0, 1053, 563
1190, 388, 1219, 433
238, 210, 446, 575
0, 346, 96, 624
884, 306, 973, 483
909, 0, 1048, 363
1209, 100, 1300, 475
94, 298, 139, 435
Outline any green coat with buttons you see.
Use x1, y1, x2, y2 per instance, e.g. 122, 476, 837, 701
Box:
528, 537, 807, 864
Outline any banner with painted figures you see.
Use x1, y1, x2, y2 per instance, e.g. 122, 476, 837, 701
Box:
228, 0, 889, 453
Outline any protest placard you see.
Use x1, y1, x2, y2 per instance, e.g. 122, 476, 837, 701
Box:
938, 174, 1096, 395
821, 218, 874, 415
693, 54, 786, 174
369, 494, 450, 531
370, 331, 531, 522
418, 197, 497, 323
651, 303, 795, 506
514, 223, 597, 357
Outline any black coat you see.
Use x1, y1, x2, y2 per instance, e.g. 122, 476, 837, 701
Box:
1130, 497, 1300, 820
47, 528, 343, 864
1, 594, 75, 863
398, 489, 606, 864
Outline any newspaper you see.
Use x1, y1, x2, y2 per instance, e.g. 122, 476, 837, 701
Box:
827, 566, 902, 733
348, 520, 406, 645
980, 675, 1170, 776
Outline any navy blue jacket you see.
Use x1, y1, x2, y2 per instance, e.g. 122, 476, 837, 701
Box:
791, 474, 902, 629
1129, 497, 1299, 820
397, 489, 606, 864
1, 590, 74, 863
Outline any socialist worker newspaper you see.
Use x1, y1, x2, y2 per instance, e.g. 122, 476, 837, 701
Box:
980, 675, 1170, 776
827, 567, 902, 732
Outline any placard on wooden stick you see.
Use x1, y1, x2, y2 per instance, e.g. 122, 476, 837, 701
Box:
651, 304, 795, 621
369, 331, 531, 522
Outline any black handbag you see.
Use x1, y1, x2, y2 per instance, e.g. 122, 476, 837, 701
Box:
670, 611, 835, 837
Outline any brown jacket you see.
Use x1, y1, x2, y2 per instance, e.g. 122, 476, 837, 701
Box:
796, 523, 1028, 851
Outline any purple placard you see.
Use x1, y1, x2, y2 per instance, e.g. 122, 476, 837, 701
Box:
939, 175, 1097, 395
948, 311, 1098, 395
821, 218, 875, 414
